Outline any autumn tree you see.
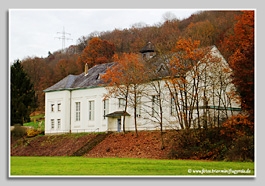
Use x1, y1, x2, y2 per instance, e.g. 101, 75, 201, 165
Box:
184, 20, 216, 47
77, 37, 115, 70
102, 53, 146, 136
101, 56, 130, 133
139, 55, 170, 149
164, 38, 207, 129
22, 57, 47, 110
166, 38, 241, 130
223, 11, 254, 122
199, 49, 240, 128
217, 11, 254, 122
54, 58, 80, 82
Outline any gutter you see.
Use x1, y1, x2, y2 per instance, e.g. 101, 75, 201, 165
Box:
43, 85, 106, 93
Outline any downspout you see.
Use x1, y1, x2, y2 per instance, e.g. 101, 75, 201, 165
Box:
69, 90, 72, 134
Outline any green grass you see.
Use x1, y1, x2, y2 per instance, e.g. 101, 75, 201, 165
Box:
10, 157, 254, 176
23, 114, 45, 130
30, 114, 45, 120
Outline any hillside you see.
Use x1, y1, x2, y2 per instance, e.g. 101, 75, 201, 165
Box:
19, 10, 242, 111
11, 131, 175, 159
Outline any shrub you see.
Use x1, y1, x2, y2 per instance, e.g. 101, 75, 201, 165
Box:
168, 129, 228, 160
225, 135, 254, 162
220, 114, 254, 139
11, 124, 27, 138
27, 129, 43, 138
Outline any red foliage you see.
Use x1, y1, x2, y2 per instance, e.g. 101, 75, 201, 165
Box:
77, 37, 115, 69
220, 114, 254, 139
222, 11, 254, 120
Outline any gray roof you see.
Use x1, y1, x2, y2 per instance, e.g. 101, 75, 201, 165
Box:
140, 42, 155, 53
105, 111, 130, 117
44, 62, 117, 92
44, 45, 216, 93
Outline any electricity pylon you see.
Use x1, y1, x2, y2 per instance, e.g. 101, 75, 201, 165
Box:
55, 27, 73, 50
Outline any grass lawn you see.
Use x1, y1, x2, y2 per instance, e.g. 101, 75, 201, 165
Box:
23, 114, 45, 130
10, 157, 254, 176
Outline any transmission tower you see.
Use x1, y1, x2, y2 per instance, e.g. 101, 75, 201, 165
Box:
55, 27, 73, 50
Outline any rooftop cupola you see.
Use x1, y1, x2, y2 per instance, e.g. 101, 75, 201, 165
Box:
139, 41, 156, 60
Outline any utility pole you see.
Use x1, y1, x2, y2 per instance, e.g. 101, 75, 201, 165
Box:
55, 27, 73, 50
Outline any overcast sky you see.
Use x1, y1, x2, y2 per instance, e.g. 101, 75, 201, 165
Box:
9, 9, 198, 64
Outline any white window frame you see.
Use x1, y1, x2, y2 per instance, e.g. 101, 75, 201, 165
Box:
118, 98, 125, 108
89, 100, 95, 121
58, 103, 61, 112
171, 97, 177, 116
75, 102, 81, 121
51, 119, 55, 129
51, 104, 54, 112
57, 119, 61, 129
152, 95, 159, 117
103, 99, 109, 120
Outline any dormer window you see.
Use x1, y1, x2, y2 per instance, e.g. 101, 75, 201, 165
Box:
96, 73, 104, 80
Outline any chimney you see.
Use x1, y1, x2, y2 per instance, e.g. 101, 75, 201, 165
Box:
85, 63, 88, 76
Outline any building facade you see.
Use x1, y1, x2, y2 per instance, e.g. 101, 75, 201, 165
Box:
44, 45, 241, 135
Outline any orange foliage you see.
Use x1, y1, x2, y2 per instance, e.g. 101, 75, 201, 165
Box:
101, 53, 146, 136
77, 37, 115, 69
220, 115, 254, 139
185, 20, 215, 46
102, 53, 145, 88
223, 11, 254, 120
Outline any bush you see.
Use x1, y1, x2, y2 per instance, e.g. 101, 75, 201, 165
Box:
220, 114, 254, 139
11, 124, 27, 138
225, 135, 254, 162
27, 129, 43, 138
168, 129, 228, 160
168, 115, 255, 161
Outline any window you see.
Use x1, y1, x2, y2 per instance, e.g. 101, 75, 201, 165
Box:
57, 119, 61, 129
103, 99, 109, 119
152, 95, 159, 117
58, 103, 61, 111
75, 102, 80, 121
89, 101, 95, 121
136, 96, 141, 117
51, 119, 54, 129
51, 104, 54, 112
171, 97, 177, 116
118, 98, 125, 108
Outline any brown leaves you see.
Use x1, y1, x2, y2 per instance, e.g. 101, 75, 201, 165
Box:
220, 114, 254, 139
77, 37, 115, 69
226, 11, 254, 120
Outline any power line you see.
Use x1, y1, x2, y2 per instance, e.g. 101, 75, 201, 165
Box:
55, 27, 73, 50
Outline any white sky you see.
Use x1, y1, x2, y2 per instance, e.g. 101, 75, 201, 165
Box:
9, 9, 198, 63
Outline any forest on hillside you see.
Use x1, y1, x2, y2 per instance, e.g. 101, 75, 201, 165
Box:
19, 10, 249, 112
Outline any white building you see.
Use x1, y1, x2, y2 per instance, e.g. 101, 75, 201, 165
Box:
44, 44, 241, 135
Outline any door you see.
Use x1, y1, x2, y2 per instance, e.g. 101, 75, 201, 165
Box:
117, 118, 121, 132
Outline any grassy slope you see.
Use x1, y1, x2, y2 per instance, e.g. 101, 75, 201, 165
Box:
10, 157, 254, 176
23, 114, 45, 130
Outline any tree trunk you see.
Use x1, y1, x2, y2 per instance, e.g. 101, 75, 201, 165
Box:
134, 85, 138, 137
158, 82, 164, 150
123, 88, 129, 133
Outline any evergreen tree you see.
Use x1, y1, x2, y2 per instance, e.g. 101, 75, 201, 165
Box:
11, 60, 37, 125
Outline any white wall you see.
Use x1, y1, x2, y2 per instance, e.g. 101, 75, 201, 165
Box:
45, 90, 70, 134
70, 87, 108, 133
